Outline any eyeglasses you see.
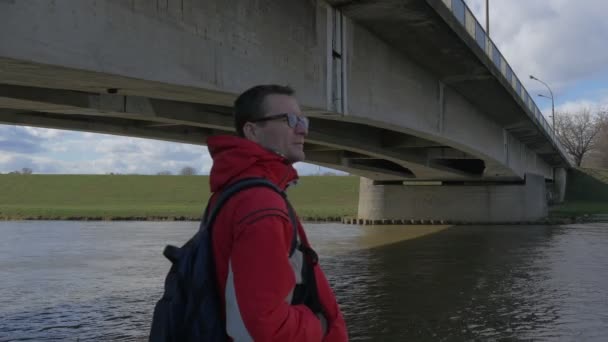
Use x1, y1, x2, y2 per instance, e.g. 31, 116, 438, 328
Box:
249, 113, 309, 130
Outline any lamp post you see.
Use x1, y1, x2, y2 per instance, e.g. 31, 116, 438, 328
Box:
486, 0, 489, 35
529, 75, 555, 131
466, 0, 490, 34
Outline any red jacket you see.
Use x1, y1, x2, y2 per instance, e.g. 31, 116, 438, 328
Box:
207, 135, 348, 342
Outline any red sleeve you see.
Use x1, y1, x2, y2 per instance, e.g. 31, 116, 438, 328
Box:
226, 213, 324, 341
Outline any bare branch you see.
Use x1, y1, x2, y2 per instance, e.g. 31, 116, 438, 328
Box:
555, 107, 604, 166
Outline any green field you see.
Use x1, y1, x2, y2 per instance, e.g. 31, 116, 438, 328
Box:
549, 168, 608, 217
0, 175, 359, 220
1, 169, 606, 221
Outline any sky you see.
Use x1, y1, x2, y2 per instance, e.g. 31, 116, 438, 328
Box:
1, 0, 607, 175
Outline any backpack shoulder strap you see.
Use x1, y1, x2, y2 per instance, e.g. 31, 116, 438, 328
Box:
204, 177, 299, 256
284, 200, 299, 257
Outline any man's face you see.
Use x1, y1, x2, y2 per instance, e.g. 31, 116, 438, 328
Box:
247, 94, 308, 163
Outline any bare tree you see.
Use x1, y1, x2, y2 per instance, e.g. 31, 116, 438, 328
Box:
7, 168, 33, 174
555, 107, 605, 166
590, 111, 608, 167
179, 166, 197, 176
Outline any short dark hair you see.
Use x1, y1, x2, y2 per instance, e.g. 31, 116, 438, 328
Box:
234, 84, 295, 137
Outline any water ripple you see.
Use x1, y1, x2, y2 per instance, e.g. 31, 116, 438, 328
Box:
2, 222, 608, 340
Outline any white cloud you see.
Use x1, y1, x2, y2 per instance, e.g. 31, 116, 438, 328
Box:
0, 154, 62, 174
466, 0, 608, 95
0, 126, 212, 175
22, 126, 63, 139
556, 98, 608, 114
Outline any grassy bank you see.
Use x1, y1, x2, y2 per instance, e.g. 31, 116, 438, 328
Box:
549, 167, 608, 218
1, 169, 606, 222
0, 175, 359, 220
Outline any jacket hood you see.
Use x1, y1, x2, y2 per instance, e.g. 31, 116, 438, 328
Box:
207, 135, 299, 193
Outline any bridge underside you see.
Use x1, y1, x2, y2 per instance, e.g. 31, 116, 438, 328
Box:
0, 0, 569, 183
0, 75, 501, 182
0, 0, 572, 221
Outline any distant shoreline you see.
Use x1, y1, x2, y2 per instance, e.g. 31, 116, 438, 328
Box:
0, 174, 359, 221
1, 170, 607, 224
0, 215, 344, 223
3, 215, 607, 226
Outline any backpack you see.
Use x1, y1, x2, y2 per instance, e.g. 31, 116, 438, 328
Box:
149, 178, 299, 342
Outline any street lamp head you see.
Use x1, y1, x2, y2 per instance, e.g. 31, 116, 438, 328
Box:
529, 75, 556, 131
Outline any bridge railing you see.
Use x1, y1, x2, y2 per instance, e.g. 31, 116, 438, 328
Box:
441, 0, 573, 166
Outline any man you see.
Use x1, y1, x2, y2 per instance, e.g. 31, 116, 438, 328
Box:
206, 85, 348, 341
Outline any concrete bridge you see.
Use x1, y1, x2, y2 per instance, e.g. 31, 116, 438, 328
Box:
0, 0, 572, 222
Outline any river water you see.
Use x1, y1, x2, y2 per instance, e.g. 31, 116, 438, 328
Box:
1, 221, 608, 341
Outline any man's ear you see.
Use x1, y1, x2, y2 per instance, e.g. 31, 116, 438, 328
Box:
243, 122, 258, 142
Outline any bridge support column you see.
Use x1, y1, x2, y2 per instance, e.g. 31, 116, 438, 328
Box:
358, 174, 548, 223
553, 168, 567, 204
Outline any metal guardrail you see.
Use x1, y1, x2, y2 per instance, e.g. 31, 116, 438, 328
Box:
440, 0, 573, 166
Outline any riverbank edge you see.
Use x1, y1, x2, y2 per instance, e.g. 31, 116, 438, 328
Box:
2, 215, 607, 225
0, 215, 344, 223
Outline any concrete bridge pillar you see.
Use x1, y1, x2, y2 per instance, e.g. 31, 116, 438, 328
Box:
358, 174, 548, 223
553, 168, 567, 204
